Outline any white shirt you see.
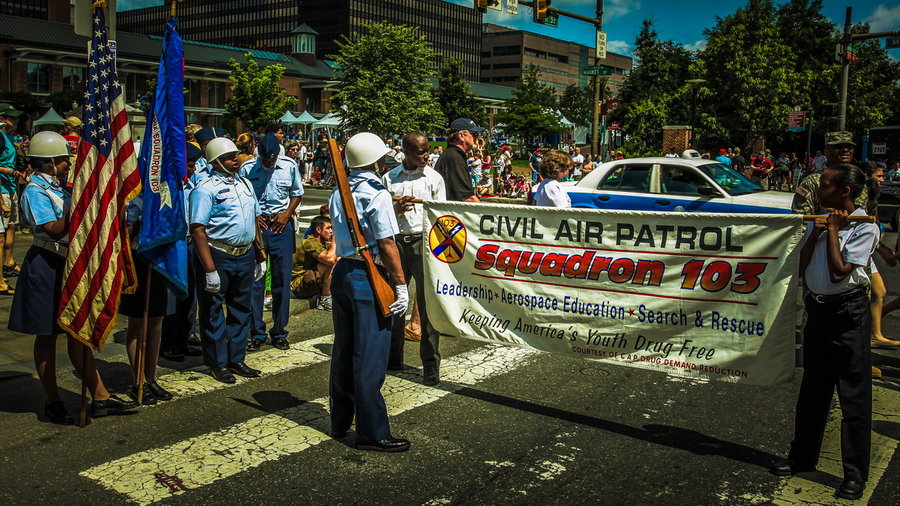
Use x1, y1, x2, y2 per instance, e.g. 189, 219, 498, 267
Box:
535, 179, 570, 208
802, 207, 878, 295
382, 163, 446, 234
427, 152, 441, 166
572, 154, 584, 164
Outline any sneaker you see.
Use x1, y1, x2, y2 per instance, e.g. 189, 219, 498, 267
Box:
318, 295, 333, 312
246, 338, 265, 352
263, 296, 273, 311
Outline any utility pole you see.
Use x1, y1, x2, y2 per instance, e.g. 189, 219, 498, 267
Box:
836, 6, 900, 131
591, 1, 604, 158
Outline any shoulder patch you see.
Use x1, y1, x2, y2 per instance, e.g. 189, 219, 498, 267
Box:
795, 187, 808, 198
365, 180, 386, 191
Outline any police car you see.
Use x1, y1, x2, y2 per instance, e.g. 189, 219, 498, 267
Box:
554, 157, 792, 214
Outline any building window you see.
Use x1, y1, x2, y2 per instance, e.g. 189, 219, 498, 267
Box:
26, 63, 50, 93
492, 62, 520, 70
185, 79, 201, 108
62, 67, 84, 91
493, 45, 521, 56
208, 81, 225, 109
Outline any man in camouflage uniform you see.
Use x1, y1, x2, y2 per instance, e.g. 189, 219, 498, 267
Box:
792, 131, 865, 214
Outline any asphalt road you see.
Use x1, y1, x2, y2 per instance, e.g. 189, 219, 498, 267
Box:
0, 189, 897, 505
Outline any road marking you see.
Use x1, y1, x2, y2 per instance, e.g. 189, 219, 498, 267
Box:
80, 343, 538, 504
771, 382, 899, 504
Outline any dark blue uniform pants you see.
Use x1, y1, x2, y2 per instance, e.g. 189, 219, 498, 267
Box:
163, 242, 197, 350
790, 290, 871, 483
251, 219, 294, 342
330, 259, 392, 444
196, 248, 255, 368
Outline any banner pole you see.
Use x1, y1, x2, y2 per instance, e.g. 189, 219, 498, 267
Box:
136, 267, 152, 404
79, 345, 88, 427
802, 214, 875, 223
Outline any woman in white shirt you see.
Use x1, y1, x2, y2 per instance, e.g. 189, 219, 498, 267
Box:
534, 149, 572, 208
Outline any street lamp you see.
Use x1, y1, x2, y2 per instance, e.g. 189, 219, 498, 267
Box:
686, 78, 706, 147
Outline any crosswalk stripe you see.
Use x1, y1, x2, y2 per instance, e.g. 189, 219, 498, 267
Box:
79, 342, 538, 504
770, 383, 899, 504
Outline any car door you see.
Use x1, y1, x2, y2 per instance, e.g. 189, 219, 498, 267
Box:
590, 164, 655, 210
656, 164, 731, 212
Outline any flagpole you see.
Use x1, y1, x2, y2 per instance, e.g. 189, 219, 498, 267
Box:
79, 346, 88, 427
136, 268, 151, 404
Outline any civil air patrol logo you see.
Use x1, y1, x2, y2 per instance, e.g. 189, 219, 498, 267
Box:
429, 215, 467, 264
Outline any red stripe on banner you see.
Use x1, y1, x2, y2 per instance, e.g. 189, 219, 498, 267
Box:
470, 272, 759, 306
484, 239, 779, 261
72, 140, 93, 182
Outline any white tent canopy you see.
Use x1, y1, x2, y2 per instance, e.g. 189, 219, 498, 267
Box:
294, 110, 318, 125
279, 111, 302, 124
33, 107, 66, 127
313, 112, 341, 128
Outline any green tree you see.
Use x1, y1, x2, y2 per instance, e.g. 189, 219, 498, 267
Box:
696, 0, 803, 147
496, 65, 563, 143
330, 22, 445, 138
225, 53, 297, 133
45, 87, 85, 116
558, 83, 593, 128
842, 23, 900, 136
610, 20, 693, 152
436, 57, 484, 126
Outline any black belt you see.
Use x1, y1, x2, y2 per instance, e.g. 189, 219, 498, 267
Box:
396, 234, 422, 244
808, 285, 868, 304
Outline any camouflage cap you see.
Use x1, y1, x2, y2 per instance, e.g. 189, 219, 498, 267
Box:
825, 131, 855, 147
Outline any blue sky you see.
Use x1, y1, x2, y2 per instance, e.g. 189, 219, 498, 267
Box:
118, 0, 899, 57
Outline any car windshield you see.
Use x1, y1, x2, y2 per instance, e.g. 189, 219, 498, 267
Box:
697, 163, 762, 196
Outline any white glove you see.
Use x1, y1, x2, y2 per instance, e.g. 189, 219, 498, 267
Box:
254, 260, 267, 281
205, 271, 221, 293
389, 284, 409, 316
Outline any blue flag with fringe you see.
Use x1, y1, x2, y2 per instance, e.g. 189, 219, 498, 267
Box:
136, 16, 187, 299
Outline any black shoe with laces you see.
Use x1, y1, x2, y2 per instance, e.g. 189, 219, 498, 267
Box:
130, 384, 158, 406
43, 401, 74, 425
147, 380, 173, 401
91, 395, 139, 417
271, 337, 290, 350
246, 338, 265, 352
159, 347, 185, 362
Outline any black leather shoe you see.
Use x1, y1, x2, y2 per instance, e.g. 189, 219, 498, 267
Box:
329, 428, 349, 438
91, 395, 138, 417
357, 437, 411, 452
271, 337, 290, 350
209, 366, 236, 384
181, 343, 202, 357
43, 401, 74, 425
129, 384, 158, 405
769, 459, 815, 476
159, 347, 185, 362
423, 368, 440, 387
835, 479, 864, 500
187, 333, 202, 347
147, 380, 173, 401
228, 361, 261, 378
246, 338, 265, 352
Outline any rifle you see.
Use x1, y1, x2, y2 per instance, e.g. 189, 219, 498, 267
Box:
327, 138, 395, 317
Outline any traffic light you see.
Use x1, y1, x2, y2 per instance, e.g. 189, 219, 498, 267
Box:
533, 0, 550, 23
475, 0, 488, 14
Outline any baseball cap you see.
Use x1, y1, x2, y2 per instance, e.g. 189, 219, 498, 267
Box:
0, 103, 23, 117
449, 117, 484, 132
825, 131, 855, 147
719, 148, 727, 154
64, 116, 82, 128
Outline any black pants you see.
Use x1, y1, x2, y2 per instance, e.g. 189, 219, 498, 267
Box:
162, 243, 197, 351
789, 289, 871, 482
388, 236, 440, 371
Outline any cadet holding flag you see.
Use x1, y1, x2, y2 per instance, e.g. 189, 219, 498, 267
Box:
190, 136, 267, 384
240, 133, 303, 351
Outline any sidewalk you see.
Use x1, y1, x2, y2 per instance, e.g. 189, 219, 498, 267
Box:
0, 230, 315, 383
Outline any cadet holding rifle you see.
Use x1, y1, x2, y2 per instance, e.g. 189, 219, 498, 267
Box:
327, 133, 411, 452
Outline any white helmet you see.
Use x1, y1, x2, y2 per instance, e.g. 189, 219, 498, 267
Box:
681, 149, 701, 159
345, 132, 390, 169
29, 131, 70, 158
205, 137, 239, 164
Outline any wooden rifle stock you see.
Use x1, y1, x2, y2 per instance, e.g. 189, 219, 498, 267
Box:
328, 139, 395, 317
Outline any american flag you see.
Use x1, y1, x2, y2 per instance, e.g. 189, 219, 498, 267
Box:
58, 6, 141, 351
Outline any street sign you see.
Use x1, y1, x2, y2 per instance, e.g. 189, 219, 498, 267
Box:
887, 37, 900, 50
873, 142, 887, 155
607, 122, 620, 130
583, 65, 612, 76
787, 110, 807, 132
596, 31, 607, 60
543, 14, 559, 27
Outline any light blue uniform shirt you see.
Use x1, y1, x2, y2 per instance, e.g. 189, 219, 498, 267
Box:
239, 155, 304, 215
328, 170, 399, 258
190, 157, 213, 186
21, 173, 69, 243
189, 171, 259, 247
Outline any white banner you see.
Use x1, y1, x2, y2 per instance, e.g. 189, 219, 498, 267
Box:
423, 203, 805, 385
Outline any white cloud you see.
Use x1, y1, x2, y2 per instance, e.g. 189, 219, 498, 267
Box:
684, 39, 707, 52
607, 39, 632, 55
861, 4, 900, 33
